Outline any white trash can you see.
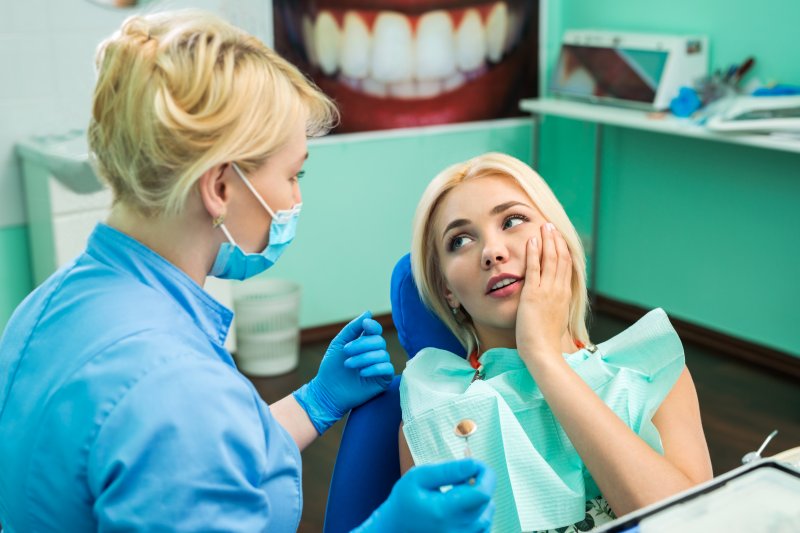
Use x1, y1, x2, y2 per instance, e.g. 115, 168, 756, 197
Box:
232, 278, 301, 376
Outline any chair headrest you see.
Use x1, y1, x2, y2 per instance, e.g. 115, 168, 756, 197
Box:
390, 253, 466, 359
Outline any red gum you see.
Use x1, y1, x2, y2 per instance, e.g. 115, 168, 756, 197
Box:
312, 0, 498, 11
319, 3, 499, 33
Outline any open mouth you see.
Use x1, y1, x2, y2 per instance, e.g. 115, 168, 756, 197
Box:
487, 277, 521, 294
274, 0, 537, 132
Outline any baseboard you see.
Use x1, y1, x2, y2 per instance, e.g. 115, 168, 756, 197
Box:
593, 295, 800, 381
300, 313, 395, 345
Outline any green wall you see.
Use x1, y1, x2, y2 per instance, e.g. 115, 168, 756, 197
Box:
0, 226, 33, 327
539, 0, 800, 356
268, 120, 533, 327
3, 0, 797, 359
0, 120, 532, 331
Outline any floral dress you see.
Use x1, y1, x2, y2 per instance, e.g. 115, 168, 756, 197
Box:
534, 497, 616, 532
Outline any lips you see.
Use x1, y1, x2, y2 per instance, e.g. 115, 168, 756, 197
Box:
486, 274, 522, 295
273, 0, 537, 132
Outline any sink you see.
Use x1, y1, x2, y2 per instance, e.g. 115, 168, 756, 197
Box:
16, 129, 105, 194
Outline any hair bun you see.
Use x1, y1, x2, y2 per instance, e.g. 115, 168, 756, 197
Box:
120, 16, 156, 46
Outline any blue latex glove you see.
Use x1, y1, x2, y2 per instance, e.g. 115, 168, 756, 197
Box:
354, 459, 496, 533
293, 311, 394, 434
670, 86, 702, 117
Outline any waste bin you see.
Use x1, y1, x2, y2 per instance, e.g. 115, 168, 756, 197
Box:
232, 278, 301, 376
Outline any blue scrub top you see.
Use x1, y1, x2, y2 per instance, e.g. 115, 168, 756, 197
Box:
0, 223, 302, 532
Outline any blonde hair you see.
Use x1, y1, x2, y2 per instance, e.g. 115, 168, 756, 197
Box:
410, 153, 590, 354
88, 9, 338, 216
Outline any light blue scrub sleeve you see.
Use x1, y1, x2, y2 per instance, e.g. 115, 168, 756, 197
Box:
87, 355, 293, 531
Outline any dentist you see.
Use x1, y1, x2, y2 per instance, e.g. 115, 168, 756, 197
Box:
0, 10, 494, 533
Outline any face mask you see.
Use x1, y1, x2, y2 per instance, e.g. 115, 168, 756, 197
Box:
209, 163, 302, 280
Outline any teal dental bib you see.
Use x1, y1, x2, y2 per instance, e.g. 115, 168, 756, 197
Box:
400, 308, 684, 532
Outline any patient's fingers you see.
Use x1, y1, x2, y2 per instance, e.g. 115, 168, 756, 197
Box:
554, 229, 572, 291
523, 236, 541, 290
540, 223, 557, 287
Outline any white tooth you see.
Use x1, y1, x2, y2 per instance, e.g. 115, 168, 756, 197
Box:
371, 12, 414, 83
456, 9, 486, 72
443, 71, 466, 92
416, 80, 441, 98
503, 6, 517, 53
314, 11, 341, 75
302, 16, 318, 66
415, 11, 456, 81
389, 81, 416, 99
486, 2, 509, 63
505, 3, 525, 54
340, 12, 371, 79
362, 78, 388, 97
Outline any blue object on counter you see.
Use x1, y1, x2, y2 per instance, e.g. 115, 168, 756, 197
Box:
670, 86, 702, 117
752, 84, 800, 96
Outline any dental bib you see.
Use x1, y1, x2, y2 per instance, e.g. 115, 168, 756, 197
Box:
400, 308, 684, 532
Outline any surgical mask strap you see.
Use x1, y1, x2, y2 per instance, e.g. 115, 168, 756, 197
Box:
217, 222, 237, 245
231, 162, 279, 219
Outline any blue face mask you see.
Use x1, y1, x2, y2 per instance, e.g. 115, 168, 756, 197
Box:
209, 163, 302, 280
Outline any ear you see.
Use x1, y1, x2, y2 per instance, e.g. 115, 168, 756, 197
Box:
196, 163, 230, 220
443, 286, 460, 309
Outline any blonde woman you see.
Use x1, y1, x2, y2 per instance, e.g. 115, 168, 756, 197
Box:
399, 153, 713, 532
0, 11, 494, 532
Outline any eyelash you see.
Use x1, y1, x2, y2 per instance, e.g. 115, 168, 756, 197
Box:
446, 213, 530, 252
290, 170, 305, 183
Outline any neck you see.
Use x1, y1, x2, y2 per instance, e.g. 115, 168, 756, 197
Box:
476, 326, 579, 355
106, 202, 216, 286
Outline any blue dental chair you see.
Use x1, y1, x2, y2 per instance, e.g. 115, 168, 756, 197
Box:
323, 253, 466, 533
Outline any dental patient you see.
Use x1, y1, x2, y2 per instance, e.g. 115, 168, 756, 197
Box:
398, 153, 713, 532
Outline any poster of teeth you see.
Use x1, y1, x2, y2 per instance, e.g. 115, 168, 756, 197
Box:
273, 0, 539, 133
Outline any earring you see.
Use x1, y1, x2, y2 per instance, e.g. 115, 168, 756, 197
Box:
451, 307, 459, 316
212, 214, 225, 228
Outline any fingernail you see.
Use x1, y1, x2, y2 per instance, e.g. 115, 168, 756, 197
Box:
546, 222, 555, 232
531, 237, 538, 248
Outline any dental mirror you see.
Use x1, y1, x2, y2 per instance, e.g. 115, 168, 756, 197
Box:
454, 419, 478, 457
742, 429, 778, 464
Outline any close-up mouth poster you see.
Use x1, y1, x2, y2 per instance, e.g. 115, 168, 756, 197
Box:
273, 0, 539, 133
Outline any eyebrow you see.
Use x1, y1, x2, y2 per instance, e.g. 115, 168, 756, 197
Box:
441, 201, 532, 239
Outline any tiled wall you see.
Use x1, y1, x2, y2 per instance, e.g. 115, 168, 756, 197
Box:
0, 0, 272, 229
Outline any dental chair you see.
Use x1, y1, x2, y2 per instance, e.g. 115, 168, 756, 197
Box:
323, 253, 465, 533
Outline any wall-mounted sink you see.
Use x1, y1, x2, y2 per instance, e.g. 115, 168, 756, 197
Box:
16, 129, 104, 194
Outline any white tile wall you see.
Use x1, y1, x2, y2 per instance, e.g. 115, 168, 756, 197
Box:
0, 0, 272, 229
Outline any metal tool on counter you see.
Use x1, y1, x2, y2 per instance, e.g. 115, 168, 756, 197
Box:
742, 429, 778, 464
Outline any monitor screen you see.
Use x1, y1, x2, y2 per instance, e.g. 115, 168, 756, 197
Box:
551, 44, 669, 104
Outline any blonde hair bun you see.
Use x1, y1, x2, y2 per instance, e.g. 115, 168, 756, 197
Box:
89, 9, 338, 216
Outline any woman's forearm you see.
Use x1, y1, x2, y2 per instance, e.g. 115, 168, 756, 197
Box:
271, 395, 320, 451
523, 353, 704, 516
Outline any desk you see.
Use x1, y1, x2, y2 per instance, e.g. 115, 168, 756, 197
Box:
518, 98, 800, 295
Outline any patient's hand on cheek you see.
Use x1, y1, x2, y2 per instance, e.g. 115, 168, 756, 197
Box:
515, 223, 573, 363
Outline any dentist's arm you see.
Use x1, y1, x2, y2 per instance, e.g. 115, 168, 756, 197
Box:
272, 311, 395, 451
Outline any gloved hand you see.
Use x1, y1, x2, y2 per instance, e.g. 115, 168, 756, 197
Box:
293, 311, 394, 434
354, 459, 496, 533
